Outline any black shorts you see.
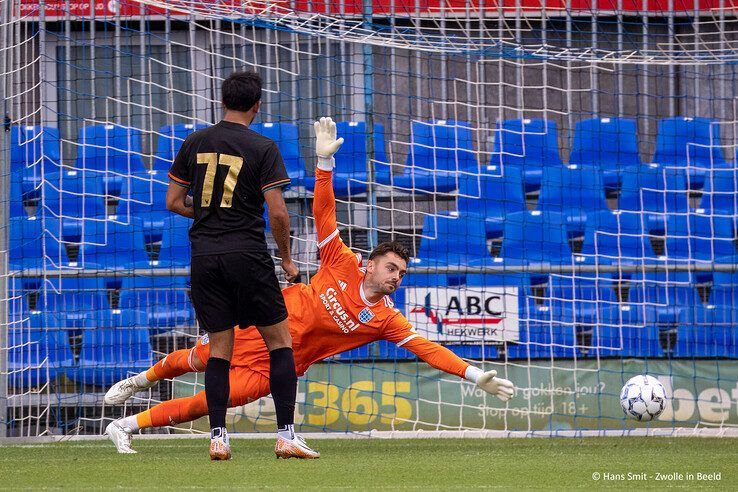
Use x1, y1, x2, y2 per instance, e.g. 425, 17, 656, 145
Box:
190, 251, 288, 332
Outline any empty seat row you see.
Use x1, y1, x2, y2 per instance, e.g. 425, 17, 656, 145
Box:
13, 116, 733, 202
10, 275, 195, 331
9, 215, 192, 271
413, 208, 738, 271
8, 309, 154, 389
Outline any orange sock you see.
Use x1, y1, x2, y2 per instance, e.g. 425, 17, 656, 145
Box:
146, 349, 196, 382
145, 391, 209, 428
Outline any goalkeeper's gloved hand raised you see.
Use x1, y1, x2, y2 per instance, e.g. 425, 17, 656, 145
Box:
465, 367, 515, 402
314, 117, 344, 171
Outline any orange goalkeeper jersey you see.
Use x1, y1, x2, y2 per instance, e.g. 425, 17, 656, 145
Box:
195, 168, 470, 380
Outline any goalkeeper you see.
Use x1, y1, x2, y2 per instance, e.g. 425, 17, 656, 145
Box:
105, 117, 515, 456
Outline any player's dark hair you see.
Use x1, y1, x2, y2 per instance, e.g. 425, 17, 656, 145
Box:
369, 241, 410, 263
222, 71, 262, 112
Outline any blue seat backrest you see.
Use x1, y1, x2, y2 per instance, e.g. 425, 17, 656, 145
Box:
77, 124, 146, 172
416, 212, 490, 265
700, 167, 738, 214
652, 117, 726, 167
251, 122, 305, 178
619, 164, 689, 213
158, 214, 193, 265
458, 166, 526, 218
569, 117, 641, 168
492, 118, 562, 168
580, 210, 655, 259
10, 125, 61, 173
153, 123, 209, 170
78, 219, 149, 267
335, 121, 389, 174
499, 211, 571, 262
80, 313, 152, 363
405, 120, 477, 171
537, 164, 608, 213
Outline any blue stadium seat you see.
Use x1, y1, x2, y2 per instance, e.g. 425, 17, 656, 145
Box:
413, 212, 491, 267
119, 275, 195, 333
116, 171, 169, 219
41, 171, 110, 219
592, 304, 664, 358
548, 274, 618, 325
499, 211, 572, 265
619, 164, 689, 216
152, 122, 209, 171
709, 272, 738, 313
699, 167, 738, 215
156, 215, 192, 266
10, 125, 61, 175
76, 124, 147, 174
536, 164, 608, 235
658, 213, 737, 263
7, 322, 75, 389
569, 117, 642, 192
9, 216, 45, 270
579, 210, 657, 263
457, 165, 526, 220
674, 305, 737, 358
507, 295, 580, 358
492, 118, 563, 193
626, 272, 700, 327
652, 117, 729, 190
78, 219, 150, 268
31, 276, 110, 314
251, 122, 307, 188
389, 120, 478, 193
328, 121, 391, 196
69, 309, 153, 387
8, 216, 80, 270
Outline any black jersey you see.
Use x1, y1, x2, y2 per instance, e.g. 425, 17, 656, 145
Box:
168, 120, 290, 256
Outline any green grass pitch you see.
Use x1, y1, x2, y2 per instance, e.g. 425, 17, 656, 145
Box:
0, 437, 734, 489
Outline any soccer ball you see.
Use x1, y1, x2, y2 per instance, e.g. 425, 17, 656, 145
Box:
620, 375, 667, 422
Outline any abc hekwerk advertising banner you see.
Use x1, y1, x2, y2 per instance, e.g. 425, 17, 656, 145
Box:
174, 359, 738, 433
403, 286, 520, 342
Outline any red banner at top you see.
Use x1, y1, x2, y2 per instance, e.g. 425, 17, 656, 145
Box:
17, 0, 728, 19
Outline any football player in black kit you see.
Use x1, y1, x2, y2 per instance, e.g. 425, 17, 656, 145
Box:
163, 71, 316, 460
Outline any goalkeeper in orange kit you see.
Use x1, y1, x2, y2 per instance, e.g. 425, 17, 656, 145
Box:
104, 117, 515, 456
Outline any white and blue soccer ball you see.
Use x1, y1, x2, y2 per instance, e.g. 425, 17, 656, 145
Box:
620, 375, 667, 422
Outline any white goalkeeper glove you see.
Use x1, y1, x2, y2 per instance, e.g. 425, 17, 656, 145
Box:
465, 366, 515, 402
314, 117, 344, 171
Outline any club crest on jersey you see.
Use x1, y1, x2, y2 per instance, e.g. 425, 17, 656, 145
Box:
359, 307, 375, 323
338, 280, 347, 291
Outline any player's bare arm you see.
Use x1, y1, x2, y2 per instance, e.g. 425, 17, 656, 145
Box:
165, 181, 195, 219
264, 187, 298, 282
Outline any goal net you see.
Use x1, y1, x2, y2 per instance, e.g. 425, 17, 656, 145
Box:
2, 0, 738, 438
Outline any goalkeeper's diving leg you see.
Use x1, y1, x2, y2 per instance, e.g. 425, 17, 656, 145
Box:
104, 349, 319, 458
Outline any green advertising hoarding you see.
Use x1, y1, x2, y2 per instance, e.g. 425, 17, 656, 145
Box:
174, 359, 738, 433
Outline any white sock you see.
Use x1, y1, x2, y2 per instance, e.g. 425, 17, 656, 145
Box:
117, 416, 139, 433
277, 425, 295, 440
211, 427, 229, 444
133, 371, 151, 387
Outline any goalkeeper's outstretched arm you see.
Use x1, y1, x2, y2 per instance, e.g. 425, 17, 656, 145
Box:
384, 318, 515, 402
312, 117, 344, 246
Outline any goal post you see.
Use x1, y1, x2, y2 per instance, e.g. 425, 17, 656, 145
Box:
2, 0, 738, 438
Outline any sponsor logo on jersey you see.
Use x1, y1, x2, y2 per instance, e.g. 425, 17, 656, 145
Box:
338, 280, 347, 291
319, 287, 361, 334
358, 307, 375, 323
201, 334, 209, 345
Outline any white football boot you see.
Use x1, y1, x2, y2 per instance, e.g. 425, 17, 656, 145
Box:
275, 434, 320, 459
104, 375, 156, 405
105, 421, 136, 454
